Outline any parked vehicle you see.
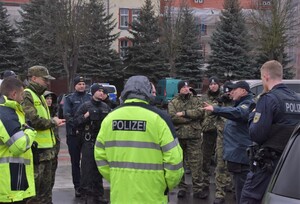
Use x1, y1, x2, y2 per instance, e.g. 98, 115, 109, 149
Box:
263, 123, 300, 204
155, 78, 181, 107
245, 79, 300, 96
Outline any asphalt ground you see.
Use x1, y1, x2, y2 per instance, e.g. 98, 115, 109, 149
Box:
53, 126, 236, 204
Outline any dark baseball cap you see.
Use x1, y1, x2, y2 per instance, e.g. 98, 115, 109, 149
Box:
223, 81, 233, 93
228, 81, 250, 92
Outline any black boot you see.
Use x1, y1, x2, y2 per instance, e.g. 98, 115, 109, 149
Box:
78, 194, 87, 204
92, 196, 109, 204
177, 190, 187, 198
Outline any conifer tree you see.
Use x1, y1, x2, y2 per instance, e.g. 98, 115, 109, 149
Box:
17, 0, 61, 75
249, 0, 297, 79
125, 0, 168, 81
0, 2, 22, 73
206, 0, 253, 81
79, 0, 122, 82
175, 6, 204, 84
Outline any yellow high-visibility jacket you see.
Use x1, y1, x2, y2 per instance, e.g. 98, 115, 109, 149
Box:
24, 88, 55, 148
0, 96, 37, 202
95, 99, 184, 204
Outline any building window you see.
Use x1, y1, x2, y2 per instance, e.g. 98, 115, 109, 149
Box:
119, 39, 129, 58
199, 24, 207, 36
119, 8, 141, 29
132, 9, 140, 23
262, 0, 271, 6
120, 8, 129, 28
194, 0, 204, 3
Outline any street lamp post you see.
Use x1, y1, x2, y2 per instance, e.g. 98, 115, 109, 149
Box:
224, 70, 233, 81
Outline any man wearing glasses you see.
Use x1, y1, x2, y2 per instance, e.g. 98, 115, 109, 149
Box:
22, 65, 65, 204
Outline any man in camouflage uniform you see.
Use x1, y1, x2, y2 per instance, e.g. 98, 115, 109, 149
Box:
201, 77, 233, 203
23, 66, 65, 204
213, 82, 234, 204
168, 80, 205, 199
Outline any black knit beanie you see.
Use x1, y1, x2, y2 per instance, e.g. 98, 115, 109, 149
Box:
177, 81, 189, 93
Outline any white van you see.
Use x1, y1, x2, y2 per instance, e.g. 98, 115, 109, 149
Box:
244, 80, 300, 96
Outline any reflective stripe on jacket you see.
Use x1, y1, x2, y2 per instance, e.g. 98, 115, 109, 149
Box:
94, 99, 184, 204
24, 88, 55, 148
0, 96, 36, 202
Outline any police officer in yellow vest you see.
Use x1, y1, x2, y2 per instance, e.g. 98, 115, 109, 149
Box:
94, 75, 184, 204
22, 66, 65, 204
0, 77, 37, 203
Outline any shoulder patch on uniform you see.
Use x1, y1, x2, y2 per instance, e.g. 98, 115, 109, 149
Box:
241, 104, 249, 109
253, 112, 261, 123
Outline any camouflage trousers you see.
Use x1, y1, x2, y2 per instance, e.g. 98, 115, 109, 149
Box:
51, 138, 60, 189
178, 138, 203, 193
201, 129, 218, 189
27, 148, 56, 204
201, 129, 232, 199
215, 130, 233, 198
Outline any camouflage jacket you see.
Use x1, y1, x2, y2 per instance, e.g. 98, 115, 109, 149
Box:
202, 90, 225, 132
168, 93, 204, 139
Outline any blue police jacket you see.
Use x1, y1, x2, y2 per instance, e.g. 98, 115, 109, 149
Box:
213, 93, 255, 165
63, 91, 91, 135
249, 83, 300, 153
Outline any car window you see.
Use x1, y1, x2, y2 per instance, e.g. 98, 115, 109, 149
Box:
157, 86, 163, 95
250, 85, 264, 96
104, 86, 116, 93
286, 84, 300, 93
272, 134, 300, 199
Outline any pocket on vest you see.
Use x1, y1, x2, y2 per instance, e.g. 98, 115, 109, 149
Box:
10, 163, 29, 191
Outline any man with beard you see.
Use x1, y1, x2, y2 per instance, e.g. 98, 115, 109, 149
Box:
23, 66, 65, 204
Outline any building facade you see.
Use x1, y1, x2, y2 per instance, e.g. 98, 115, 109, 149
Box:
2, 0, 300, 79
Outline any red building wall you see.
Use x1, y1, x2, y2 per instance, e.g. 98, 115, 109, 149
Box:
0, 0, 29, 4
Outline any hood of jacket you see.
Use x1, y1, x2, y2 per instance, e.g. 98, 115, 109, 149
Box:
121, 75, 154, 103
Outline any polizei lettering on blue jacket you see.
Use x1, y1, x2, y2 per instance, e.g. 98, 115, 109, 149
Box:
285, 101, 300, 114
112, 120, 146, 131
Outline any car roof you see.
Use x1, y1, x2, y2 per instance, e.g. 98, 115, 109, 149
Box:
234, 79, 300, 88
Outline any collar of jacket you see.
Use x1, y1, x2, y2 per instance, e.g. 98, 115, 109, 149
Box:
124, 98, 149, 104
91, 98, 104, 106
74, 91, 87, 96
178, 93, 191, 100
234, 93, 253, 106
0, 95, 24, 113
208, 89, 220, 98
28, 82, 47, 95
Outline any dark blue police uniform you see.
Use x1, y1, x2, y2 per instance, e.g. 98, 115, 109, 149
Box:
74, 98, 110, 203
63, 91, 91, 194
213, 93, 255, 204
241, 84, 300, 203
